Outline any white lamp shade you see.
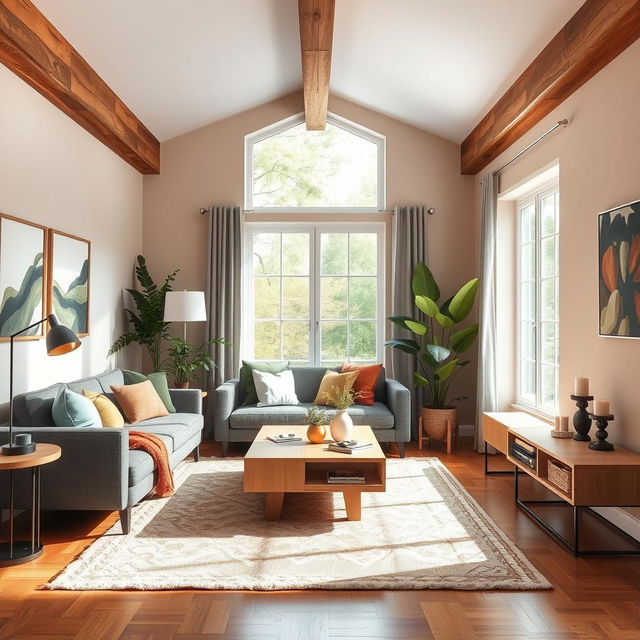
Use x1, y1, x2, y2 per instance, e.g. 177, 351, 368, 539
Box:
164, 291, 207, 322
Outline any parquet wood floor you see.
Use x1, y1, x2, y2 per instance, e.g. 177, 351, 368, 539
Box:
1, 439, 639, 639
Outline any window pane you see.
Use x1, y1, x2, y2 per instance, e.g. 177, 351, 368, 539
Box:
283, 322, 309, 361
350, 278, 376, 318
542, 193, 557, 236
520, 281, 535, 321
541, 236, 557, 278
282, 233, 309, 275
252, 121, 378, 208
282, 277, 309, 319
254, 322, 280, 360
321, 322, 348, 361
321, 277, 348, 319
541, 364, 557, 410
321, 234, 348, 275
350, 322, 376, 360
254, 278, 280, 318
521, 243, 535, 281
520, 204, 535, 243
541, 322, 557, 365
541, 279, 556, 321
350, 233, 377, 275
520, 360, 536, 401
252, 233, 280, 275
520, 321, 535, 360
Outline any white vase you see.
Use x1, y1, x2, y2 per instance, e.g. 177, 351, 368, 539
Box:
330, 409, 353, 441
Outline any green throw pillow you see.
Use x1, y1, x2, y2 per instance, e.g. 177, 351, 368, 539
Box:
52, 387, 102, 428
240, 360, 290, 405
123, 370, 176, 413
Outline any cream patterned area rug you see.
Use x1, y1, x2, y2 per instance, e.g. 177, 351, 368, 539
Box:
48, 458, 550, 591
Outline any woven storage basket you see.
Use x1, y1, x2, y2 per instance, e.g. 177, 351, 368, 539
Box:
547, 459, 572, 493
420, 406, 458, 441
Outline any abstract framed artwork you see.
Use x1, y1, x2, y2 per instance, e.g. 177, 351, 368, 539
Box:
598, 199, 640, 338
48, 230, 91, 336
0, 213, 48, 341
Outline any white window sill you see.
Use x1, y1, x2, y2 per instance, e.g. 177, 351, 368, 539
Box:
510, 402, 555, 425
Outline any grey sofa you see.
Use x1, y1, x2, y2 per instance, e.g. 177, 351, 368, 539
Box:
0, 369, 203, 534
214, 366, 411, 457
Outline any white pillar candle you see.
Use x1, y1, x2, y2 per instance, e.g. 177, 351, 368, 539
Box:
594, 400, 610, 416
554, 416, 561, 429
574, 377, 589, 396
560, 416, 569, 431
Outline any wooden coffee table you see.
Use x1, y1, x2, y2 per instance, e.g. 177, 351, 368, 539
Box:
244, 425, 386, 521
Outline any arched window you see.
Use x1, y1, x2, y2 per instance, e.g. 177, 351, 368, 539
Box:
245, 113, 385, 212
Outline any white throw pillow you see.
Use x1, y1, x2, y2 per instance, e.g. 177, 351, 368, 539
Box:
252, 369, 299, 407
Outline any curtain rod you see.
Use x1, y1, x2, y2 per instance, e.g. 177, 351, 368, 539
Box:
494, 119, 568, 175
199, 207, 435, 215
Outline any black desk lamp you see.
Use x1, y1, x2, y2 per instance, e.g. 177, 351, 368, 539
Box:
2, 314, 81, 456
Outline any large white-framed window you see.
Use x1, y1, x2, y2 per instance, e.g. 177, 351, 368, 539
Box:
243, 223, 385, 366
517, 182, 560, 416
244, 113, 386, 212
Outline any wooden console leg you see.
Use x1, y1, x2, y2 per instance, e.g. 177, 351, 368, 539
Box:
446, 420, 452, 455
344, 491, 362, 521
265, 492, 284, 521
418, 416, 423, 450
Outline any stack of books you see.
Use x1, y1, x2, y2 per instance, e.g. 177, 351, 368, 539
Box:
327, 469, 366, 484
267, 433, 303, 443
327, 440, 373, 454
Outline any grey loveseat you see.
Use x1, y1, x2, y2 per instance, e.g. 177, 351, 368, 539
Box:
0, 369, 203, 534
214, 366, 410, 457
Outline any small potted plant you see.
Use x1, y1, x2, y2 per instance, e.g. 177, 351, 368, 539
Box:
304, 405, 329, 443
165, 336, 227, 388
323, 386, 363, 441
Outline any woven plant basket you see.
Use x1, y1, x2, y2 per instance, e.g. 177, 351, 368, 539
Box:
420, 406, 458, 441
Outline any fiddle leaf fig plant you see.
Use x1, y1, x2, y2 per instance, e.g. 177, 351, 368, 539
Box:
385, 262, 479, 409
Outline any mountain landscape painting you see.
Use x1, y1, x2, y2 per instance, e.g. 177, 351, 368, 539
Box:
49, 231, 90, 336
0, 215, 47, 340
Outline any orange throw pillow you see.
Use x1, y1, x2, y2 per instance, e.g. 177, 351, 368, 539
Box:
341, 363, 383, 406
110, 380, 169, 424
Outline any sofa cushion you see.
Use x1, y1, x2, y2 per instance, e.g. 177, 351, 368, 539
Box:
291, 367, 339, 403
97, 369, 125, 392
67, 376, 103, 395
52, 387, 102, 428
111, 381, 169, 423
123, 370, 176, 413
128, 449, 155, 486
133, 413, 203, 451
82, 390, 125, 427
25, 383, 67, 427
230, 402, 394, 430
240, 361, 290, 405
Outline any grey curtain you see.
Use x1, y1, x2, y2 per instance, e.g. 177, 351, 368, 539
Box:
474, 174, 499, 452
204, 205, 242, 438
390, 205, 429, 439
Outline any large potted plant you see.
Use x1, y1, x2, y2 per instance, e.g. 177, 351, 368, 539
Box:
165, 336, 228, 388
385, 263, 479, 441
109, 255, 178, 372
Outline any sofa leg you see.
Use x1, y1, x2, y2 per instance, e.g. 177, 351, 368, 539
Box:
120, 507, 131, 535
397, 442, 405, 458
221, 441, 228, 458
193, 445, 200, 462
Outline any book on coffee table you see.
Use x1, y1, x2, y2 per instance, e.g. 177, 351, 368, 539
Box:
327, 469, 366, 484
267, 433, 303, 443
327, 440, 373, 454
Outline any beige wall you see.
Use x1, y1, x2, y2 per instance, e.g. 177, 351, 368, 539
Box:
0, 65, 143, 413
475, 40, 640, 527
143, 92, 477, 422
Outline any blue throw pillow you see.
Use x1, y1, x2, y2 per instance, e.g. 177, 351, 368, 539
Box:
52, 387, 102, 428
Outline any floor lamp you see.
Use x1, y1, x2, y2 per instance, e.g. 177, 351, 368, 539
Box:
164, 291, 207, 342
2, 314, 81, 456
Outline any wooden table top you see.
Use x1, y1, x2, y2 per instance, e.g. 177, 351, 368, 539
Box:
245, 425, 385, 462
0, 443, 61, 470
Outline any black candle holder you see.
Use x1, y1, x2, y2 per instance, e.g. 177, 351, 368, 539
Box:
570, 394, 593, 441
588, 413, 615, 451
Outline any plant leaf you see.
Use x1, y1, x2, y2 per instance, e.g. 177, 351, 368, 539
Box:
405, 319, 428, 335
420, 350, 438, 369
384, 338, 420, 355
449, 278, 479, 322
389, 315, 414, 330
412, 263, 440, 301
415, 295, 439, 318
450, 324, 479, 352
435, 359, 459, 380
435, 312, 454, 328
413, 372, 430, 386
426, 344, 451, 363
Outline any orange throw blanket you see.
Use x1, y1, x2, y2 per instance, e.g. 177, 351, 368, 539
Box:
129, 431, 175, 498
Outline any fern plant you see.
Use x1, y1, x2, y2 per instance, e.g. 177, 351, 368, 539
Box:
108, 255, 178, 372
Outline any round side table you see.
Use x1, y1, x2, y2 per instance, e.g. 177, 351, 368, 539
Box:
0, 443, 61, 566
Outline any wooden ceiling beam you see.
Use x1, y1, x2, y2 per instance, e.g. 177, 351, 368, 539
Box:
0, 0, 160, 174
460, 0, 640, 175
298, 0, 335, 130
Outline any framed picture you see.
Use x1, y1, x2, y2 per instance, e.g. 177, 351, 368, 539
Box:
0, 214, 48, 340
598, 200, 640, 338
48, 230, 91, 336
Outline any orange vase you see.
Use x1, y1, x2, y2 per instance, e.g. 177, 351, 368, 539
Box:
306, 424, 326, 443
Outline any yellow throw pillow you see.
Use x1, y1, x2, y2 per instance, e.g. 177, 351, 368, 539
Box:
314, 370, 359, 407
110, 380, 169, 424
82, 389, 125, 427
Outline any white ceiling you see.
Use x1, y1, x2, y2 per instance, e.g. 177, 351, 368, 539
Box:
34, 0, 583, 143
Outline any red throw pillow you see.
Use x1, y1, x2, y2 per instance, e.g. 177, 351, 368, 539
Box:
340, 363, 383, 406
